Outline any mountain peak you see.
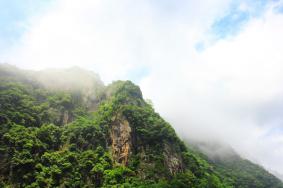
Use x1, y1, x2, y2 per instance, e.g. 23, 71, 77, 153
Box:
0, 65, 282, 187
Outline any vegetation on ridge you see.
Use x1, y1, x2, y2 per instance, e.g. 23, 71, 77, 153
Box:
0, 65, 282, 187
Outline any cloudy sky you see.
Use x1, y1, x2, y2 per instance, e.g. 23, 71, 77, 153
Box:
1, 0, 283, 177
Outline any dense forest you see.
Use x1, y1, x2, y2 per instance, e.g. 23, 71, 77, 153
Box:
0, 64, 282, 187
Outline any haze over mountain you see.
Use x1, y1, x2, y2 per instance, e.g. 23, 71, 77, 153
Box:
0, 65, 282, 187
1, 0, 283, 183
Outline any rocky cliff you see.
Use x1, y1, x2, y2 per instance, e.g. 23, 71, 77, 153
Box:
110, 114, 132, 165
1, 65, 282, 187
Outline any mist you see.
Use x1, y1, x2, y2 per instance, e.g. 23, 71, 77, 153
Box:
1, 0, 283, 179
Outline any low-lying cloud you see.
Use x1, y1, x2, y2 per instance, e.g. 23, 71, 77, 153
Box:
1, 0, 283, 178
141, 4, 283, 175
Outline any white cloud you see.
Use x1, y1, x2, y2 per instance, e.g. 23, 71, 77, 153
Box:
3, 0, 231, 83
141, 6, 283, 175
2, 0, 283, 177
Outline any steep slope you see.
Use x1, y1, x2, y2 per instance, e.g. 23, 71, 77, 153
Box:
187, 141, 283, 188
0, 65, 282, 187
0, 64, 105, 110
31, 67, 105, 110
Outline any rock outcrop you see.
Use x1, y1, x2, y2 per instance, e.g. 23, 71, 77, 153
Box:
110, 114, 132, 165
163, 143, 184, 175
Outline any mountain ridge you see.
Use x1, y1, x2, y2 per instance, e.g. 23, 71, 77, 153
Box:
0, 64, 282, 187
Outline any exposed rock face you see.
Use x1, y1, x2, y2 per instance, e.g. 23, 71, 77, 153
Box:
110, 115, 132, 165
163, 143, 184, 175
109, 114, 184, 175
62, 110, 70, 125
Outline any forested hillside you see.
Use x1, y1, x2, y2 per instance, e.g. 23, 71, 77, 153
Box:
187, 141, 283, 188
0, 64, 282, 187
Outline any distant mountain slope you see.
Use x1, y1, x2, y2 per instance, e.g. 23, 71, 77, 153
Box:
188, 141, 283, 188
0, 64, 282, 187
0, 64, 105, 109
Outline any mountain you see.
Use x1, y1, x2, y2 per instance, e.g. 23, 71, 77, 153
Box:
187, 141, 283, 188
0, 64, 282, 187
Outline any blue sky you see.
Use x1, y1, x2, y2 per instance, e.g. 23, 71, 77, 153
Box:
1, 0, 281, 66
0, 0, 283, 58
1, 0, 283, 178
0, 0, 53, 49
211, 0, 268, 38
0, 0, 273, 53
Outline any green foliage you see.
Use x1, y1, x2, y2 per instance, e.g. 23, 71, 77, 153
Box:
0, 67, 282, 188
208, 154, 283, 188
170, 171, 196, 188
0, 80, 88, 127
103, 166, 134, 185
36, 124, 62, 150
106, 80, 144, 107
63, 117, 106, 151
0, 81, 43, 127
